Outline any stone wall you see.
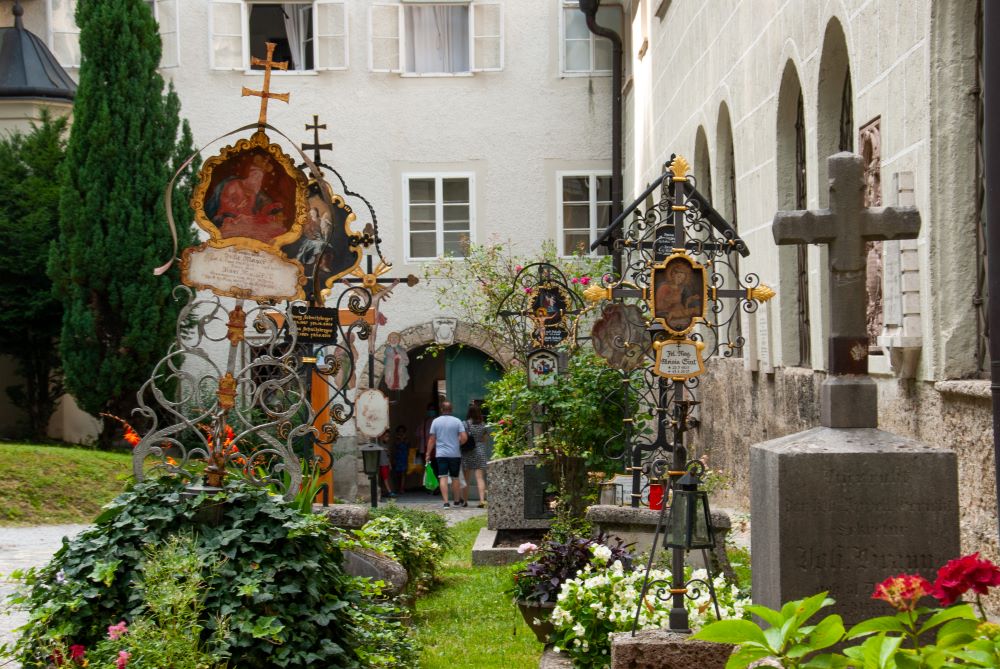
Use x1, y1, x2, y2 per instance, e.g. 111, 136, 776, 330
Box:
694, 359, 996, 563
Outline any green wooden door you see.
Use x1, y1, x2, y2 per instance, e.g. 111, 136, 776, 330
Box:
444, 346, 502, 420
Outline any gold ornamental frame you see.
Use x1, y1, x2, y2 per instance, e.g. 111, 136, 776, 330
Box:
530, 281, 572, 347
190, 130, 310, 253
652, 338, 706, 380
647, 252, 708, 336
309, 179, 364, 303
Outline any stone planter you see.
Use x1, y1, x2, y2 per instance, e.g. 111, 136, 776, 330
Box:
517, 600, 556, 644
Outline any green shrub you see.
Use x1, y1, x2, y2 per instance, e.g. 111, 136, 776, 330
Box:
351, 514, 445, 595
6, 477, 396, 668
371, 503, 453, 555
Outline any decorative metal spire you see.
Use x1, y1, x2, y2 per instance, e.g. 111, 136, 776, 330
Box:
13, 0, 24, 30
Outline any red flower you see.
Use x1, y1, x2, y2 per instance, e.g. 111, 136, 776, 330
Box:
872, 574, 931, 611
69, 645, 86, 663
931, 552, 1000, 606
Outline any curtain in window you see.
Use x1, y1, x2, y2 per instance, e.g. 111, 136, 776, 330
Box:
283, 3, 303, 70
404, 6, 469, 74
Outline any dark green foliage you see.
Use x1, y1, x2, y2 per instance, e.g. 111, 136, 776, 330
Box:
0, 112, 68, 438
48, 0, 197, 442
10, 478, 367, 668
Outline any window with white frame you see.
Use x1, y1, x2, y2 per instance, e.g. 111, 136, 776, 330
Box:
404, 174, 474, 260
558, 172, 612, 256
210, 1, 347, 71
560, 1, 621, 75
47, 0, 180, 68
369, 2, 503, 75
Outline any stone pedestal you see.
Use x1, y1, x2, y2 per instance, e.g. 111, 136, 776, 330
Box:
610, 630, 733, 669
751, 427, 959, 625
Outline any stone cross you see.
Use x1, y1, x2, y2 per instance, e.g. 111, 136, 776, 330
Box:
241, 42, 290, 126
772, 152, 920, 427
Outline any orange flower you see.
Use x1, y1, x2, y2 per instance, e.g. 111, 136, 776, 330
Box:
100, 414, 141, 448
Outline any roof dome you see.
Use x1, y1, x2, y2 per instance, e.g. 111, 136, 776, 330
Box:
0, 1, 76, 102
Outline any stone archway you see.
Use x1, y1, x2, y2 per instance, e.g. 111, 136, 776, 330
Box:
365, 320, 515, 390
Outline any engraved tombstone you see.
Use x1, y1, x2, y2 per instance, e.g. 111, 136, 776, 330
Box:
752, 153, 959, 625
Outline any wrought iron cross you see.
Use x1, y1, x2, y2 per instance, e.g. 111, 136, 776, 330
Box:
772, 152, 920, 375
303, 114, 333, 165
241, 42, 290, 126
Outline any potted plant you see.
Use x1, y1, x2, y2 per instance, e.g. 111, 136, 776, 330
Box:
509, 534, 633, 644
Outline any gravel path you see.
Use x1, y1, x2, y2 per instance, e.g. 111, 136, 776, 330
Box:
0, 524, 88, 665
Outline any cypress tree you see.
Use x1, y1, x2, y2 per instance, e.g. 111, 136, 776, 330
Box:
0, 112, 68, 439
49, 0, 196, 446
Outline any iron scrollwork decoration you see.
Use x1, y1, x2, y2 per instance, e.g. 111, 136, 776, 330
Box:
495, 262, 587, 361
583, 154, 774, 632
131, 287, 312, 500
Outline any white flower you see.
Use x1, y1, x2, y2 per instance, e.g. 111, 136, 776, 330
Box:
517, 542, 538, 554
591, 544, 613, 561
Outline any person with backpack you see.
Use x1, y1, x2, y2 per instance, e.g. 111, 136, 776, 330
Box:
461, 403, 490, 508
426, 400, 468, 508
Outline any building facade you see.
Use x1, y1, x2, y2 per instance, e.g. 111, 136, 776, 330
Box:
623, 0, 993, 558
0, 0, 620, 499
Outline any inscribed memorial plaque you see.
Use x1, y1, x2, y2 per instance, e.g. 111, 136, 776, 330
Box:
653, 340, 705, 379
182, 244, 306, 301
527, 349, 559, 386
290, 307, 338, 343
523, 463, 556, 520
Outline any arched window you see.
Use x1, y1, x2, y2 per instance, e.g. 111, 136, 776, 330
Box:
776, 60, 810, 367
694, 126, 712, 203
716, 102, 742, 357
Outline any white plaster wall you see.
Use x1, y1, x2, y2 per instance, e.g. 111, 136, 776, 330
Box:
625, 0, 944, 380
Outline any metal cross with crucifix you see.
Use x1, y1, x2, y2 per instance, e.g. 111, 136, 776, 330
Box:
241, 42, 290, 126
773, 151, 920, 427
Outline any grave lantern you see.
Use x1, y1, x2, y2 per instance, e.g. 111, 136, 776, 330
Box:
664, 470, 714, 550
360, 443, 382, 508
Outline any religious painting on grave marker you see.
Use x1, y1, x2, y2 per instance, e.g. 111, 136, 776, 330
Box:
649, 253, 707, 335
281, 179, 363, 303
591, 303, 652, 371
652, 338, 706, 380
383, 332, 410, 391
531, 283, 570, 346
356, 389, 390, 437
182, 132, 310, 301
526, 348, 559, 387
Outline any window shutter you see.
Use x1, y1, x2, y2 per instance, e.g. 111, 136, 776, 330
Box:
155, 0, 180, 68
47, 0, 80, 68
315, 0, 348, 70
470, 1, 503, 72
369, 3, 402, 73
209, 0, 246, 70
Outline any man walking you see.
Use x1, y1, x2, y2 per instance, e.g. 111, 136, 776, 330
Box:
426, 400, 468, 507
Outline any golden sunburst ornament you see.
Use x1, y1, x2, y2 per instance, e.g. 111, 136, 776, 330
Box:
670, 155, 691, 182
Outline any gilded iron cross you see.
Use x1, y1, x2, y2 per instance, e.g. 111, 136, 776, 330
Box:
241, 42, 290, 126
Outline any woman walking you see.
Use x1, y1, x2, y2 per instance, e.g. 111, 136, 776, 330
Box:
461, 404, 490, 507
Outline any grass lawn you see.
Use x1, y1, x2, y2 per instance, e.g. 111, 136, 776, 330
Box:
415, 516, 545, 669
0, 442, 132, 526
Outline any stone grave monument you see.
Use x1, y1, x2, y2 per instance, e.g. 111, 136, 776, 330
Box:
472, 454, 554, 565
751, 152, 959, 624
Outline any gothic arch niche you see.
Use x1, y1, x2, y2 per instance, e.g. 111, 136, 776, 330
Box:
776, 59, 810, 367
715, 102, 742, 356
693, 125, 712, 203
817, 17, 854, 206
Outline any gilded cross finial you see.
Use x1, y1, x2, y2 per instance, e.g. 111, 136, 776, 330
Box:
241, 42, 290, 127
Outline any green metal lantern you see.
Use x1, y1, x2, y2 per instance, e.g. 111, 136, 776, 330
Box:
664, 470, 714, 550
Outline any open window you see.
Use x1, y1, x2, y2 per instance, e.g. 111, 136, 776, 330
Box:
46, 0, 179, 68
209, 1, 348, 71
369, 1, 503, 75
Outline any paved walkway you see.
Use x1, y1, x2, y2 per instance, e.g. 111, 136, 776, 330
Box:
0, 524, 88, 664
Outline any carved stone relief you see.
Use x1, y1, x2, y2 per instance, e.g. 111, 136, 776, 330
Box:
861, 118, 883, 345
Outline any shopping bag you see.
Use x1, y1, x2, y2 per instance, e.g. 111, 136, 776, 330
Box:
423, 462, 439, 491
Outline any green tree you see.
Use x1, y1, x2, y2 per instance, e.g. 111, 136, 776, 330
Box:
49, 0, 197, 446
0, 112, 69, 439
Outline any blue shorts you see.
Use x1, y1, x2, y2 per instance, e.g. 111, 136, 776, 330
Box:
436, 457, 461, 479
